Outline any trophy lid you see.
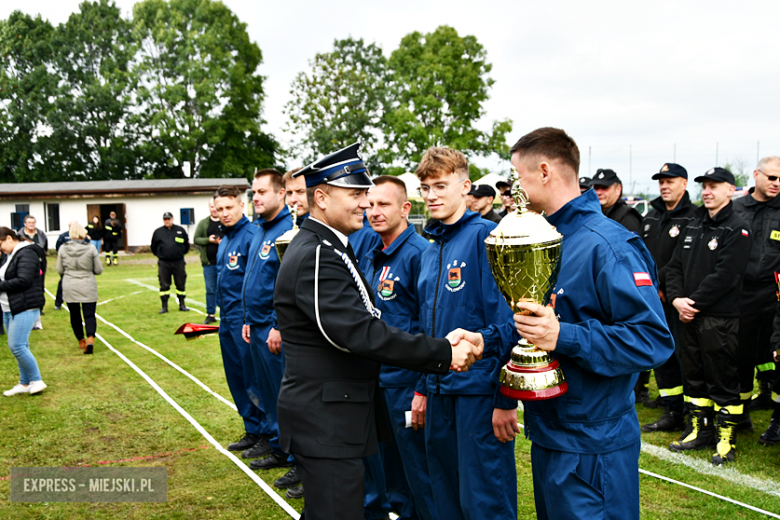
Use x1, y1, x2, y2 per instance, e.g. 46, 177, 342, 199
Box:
486, 171, 561, 246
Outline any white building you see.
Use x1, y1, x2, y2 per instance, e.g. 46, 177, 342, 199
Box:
0, 178, 250, 251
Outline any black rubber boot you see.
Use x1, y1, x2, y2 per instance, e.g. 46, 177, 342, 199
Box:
670, 406, 716, 452
712, 409, 738, 466
759, 408, 780, 446
159, 296, 169, 314
634, 371, 652, 407
178, 295, 190, 312
736, 399, 754, 432
749, 380, 773, 411
642, 407, 685, 433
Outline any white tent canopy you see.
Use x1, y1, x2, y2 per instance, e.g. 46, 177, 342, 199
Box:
397, 172, 421, 199
473, 173, 511, 191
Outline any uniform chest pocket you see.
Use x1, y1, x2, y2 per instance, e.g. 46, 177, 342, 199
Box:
767, 221, 780, 245
320, 381, 371, 446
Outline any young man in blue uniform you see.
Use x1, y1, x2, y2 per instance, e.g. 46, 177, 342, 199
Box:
415, 147, 519, 520
508, 128, 674, 519
361, 176, 436, 520
240, 169, 300, 494
213, 185, 272, 460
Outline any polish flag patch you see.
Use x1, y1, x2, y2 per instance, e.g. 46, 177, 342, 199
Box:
633, 272, 652, 287
742, 229, 749, 237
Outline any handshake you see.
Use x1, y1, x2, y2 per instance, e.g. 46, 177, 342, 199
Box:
446, 329, 484, 372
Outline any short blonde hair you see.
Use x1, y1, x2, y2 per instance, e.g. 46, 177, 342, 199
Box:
415, 147, 469, 181
69, 222, 87, 240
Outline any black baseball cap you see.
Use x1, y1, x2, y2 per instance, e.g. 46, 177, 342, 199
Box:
579, 176, 591, 189
652, 163, 688, 180
468, 184, 496, 198
694, 167, 735, 185
496, 179, 511, 191
163, 212, 174, 219
589, 169, 621, 187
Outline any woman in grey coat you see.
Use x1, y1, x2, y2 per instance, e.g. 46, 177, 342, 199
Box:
57, 223, 102, 354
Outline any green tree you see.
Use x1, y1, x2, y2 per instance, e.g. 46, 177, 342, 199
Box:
283, 37, 388, 172
132, 0, 276, 179
382, 25, 513, 170
46, 0, 139, 180
0, 11, 57, 182
723, 158, 750, 187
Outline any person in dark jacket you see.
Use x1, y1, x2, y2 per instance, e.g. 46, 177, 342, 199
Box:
274, 143, 481, 520
666, 167, 752, 465
103, 211, 123, 266
0, 227, 47, 396
468, 184, 502, 224
53, 224, 74, 310
640, 163, 697, 433
763, 275, 780, 445
733, 156, 780, 421
193, 200, 223, 324
86, 215, 103, 253
589, 168, 643, 233
18, 215, 47, 320
509, 128, 673, 520
150, 212, 190, 313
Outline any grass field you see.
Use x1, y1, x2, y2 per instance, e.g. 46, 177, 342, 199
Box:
1, 251, 779, 519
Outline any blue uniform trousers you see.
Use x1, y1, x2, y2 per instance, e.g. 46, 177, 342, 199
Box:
218, 315, 268, 436
531, 441, 640, 520
425, 394, 517, 520
363, 453, 392, 520
380, 386, 438, 520
248, 325, 293, 461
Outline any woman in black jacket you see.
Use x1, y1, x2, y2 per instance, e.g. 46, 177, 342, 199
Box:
0, 227, 47, 396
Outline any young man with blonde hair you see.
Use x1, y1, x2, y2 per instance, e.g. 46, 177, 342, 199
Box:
415, 147, 519, 520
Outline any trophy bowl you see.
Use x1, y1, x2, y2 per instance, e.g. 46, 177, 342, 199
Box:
276, 205, 301, 263
484, 180, 568, 401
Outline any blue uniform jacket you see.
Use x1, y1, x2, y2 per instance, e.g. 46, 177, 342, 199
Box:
351, 213, 381, 268
216, 216, 258, 319
361, 225, 430, 388
242, 206, 293, 328
419, 210, 519, 408
524, 190, 674, 454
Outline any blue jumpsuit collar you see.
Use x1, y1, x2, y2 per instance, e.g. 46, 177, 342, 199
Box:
261, 205, 291, 229
424, 209, 482, 242
221, 215, 250, 236
365, 224, 417, 263
546, 190, 602, 237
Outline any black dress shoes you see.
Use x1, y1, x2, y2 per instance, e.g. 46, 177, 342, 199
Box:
250, 452, 293, 470
274, 465, 301, 489
227, 433, 259, 452
241, 437, 272, 459
286, 485, 304, 499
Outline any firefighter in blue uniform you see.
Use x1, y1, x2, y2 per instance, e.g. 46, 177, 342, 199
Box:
213, 185, 272, 459
361, 176, 437, 520
240, 170, 301, 495
415, 147, 519, 520
509, 128, 673, 520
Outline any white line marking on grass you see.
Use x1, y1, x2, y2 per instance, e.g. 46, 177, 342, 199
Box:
93, 331, 300, 519
93, 313, 237, 412
97, 291, 143, 306
515, 421, 780, 516
639, 468, 780, 519
45, 289, 298, 519
125, 278, 218, 320
641, 442, 780, 499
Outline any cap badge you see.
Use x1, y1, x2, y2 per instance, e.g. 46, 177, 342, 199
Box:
707, 168, 715, 175
669, 225, 680, 238
708, 237, 718, 250
598, 172, 605, 179
661, 164, 669, 172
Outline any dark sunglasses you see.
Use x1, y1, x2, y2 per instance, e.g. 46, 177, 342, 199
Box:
501, 191, 512, 197
758, 169, 779, 182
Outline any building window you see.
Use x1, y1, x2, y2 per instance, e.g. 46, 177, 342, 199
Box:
45, 203, 61, 232
180, 208, 195, 225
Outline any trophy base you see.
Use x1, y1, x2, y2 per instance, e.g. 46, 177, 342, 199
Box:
499, 343, 568, 401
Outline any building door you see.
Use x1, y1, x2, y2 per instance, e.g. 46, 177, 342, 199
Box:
89, 203, 128, 253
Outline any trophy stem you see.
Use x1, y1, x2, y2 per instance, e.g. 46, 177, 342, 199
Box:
499, 338, 568, 401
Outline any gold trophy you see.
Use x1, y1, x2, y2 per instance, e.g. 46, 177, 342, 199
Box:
275, 205, 300, 263
484, 172, 568, 400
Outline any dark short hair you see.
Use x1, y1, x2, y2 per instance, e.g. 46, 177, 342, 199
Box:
282, 167, 303, 186
306, 183, 334, 209
510, 127, 580, 175
0, 226, 19, 241
214, 185, 242, 200
372, 175, 408, 202
254, 168, 284, 191
23, 215, 36, 223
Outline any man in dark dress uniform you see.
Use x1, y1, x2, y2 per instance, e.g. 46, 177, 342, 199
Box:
274, 143, 482, 520
640, 163, 697, 432
589, 168, 642, 233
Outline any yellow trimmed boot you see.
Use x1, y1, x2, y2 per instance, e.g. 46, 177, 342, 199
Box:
712, 410, 738, 465
669, 406, 716, 452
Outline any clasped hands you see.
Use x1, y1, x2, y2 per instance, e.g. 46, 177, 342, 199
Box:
672, 297, 698, 323
446, 329, 484, 372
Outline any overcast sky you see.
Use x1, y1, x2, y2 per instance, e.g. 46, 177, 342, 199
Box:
3, 0, 779, 194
